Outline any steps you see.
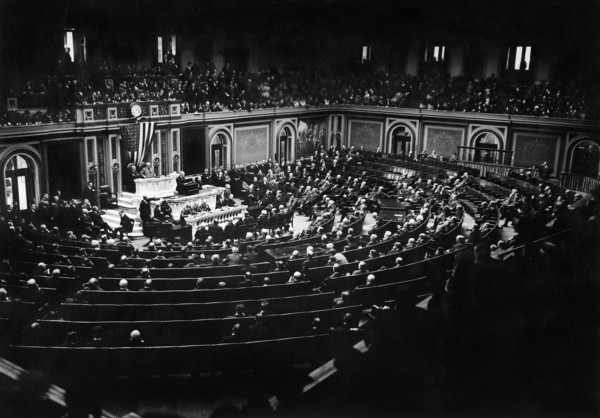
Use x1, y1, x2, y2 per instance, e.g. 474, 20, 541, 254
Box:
102, 208, 145, 238
114, 192, 139, 210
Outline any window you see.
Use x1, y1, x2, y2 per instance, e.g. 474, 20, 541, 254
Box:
64, 30, 74, 61
507, 46, 532, 71
157, 37, 163, 63
79, 34, 87, 62
362, 46, 371, 63
434, 46, 445, 62
170, 35, 177, 56
158, 35, 176, 63
424, 45, 446, 62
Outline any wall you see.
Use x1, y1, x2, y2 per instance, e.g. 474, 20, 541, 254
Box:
405, 47, 420, 75
1, 105, 599, 211
179, 38, 196, 70
449, 47, 464, 77
483, 45, 500, 78
234, 125, 269, 164
535, 46, 551, 81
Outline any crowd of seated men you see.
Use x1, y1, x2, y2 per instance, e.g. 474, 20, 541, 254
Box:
1, 58, 593, 127
0, 151, 461, 347
1, 144, 599, 353
1, 195, 113, 240
1, 153, 598, 418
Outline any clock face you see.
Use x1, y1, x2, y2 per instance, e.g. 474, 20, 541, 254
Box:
130, 103, 142, 118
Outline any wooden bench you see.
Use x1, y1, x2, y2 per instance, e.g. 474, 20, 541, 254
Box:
35, 305, 363, 346
61, 292, 337, 321
10, 332, 364, 375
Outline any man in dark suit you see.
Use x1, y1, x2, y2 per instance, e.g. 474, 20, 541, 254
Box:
176, 171, 188, 194
182, 61, 193, 82
226, 246, 244, 265
113, 210, 134, 240
243, 246, 261, 264
238, 271, 259, 287
176, 170, 199, 195
201, 169, 211, 186
208, 219, 224, 243
269, 208, 282, 229
89, 206, 112, 233
224, 220, 236, 240
83, 181, 97, 207
139, 196, 158, 243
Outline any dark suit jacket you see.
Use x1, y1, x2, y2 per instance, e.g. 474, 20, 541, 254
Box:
83, 186, 97, 205
139, 200, 152, 223
176, 175, 188, 194
120, 213, 134, 230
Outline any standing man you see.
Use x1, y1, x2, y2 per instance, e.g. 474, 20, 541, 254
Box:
83, 181, 97, 207
139, 195, 158, 243
176, 170, 198, 195
176, 171, 187, 194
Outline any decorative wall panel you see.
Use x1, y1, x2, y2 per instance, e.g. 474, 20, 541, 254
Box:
235, 126, 269, 164
513, 134, 558, 168
97, 137, 107, 186
349, 120, 382, 151
424, 126, 464, 158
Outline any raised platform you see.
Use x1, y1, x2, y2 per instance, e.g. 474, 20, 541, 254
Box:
103, 185, 240, 239
118, 186, 223, 221
186, 205, 248, 237
134, 174, 179, 199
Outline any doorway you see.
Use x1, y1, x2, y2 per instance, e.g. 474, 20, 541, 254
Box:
182, 128, 206, 174
4, 154, 36, 211
278, 126, 293, 162
473, 132, 501, 164
46, 140, 82, 199
210, 133, 230, 169
570, 140, 600, 178
389, 126, 412, 156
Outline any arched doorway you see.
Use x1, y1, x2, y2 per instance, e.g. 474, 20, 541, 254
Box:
4, 154, 37, 211
210, 132, 231, 169
388, 125, 413, 156
278, 126, 294, 162
570, 139, 600, 178
472, 131, 502, 164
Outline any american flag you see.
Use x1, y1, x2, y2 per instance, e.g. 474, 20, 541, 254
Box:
120, 121, 156, 167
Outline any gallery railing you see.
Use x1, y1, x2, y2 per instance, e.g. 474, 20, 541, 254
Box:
559, 172, 600, 194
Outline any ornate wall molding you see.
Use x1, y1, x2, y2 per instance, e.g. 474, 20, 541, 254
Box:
468, 124, 508, 149
348, 119, 383, 151
234, 125, 270, 164
512, 132, 561, 175
423, 125, 465, 158
385, 118, 419, 153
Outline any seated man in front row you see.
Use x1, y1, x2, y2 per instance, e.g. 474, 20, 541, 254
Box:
176, 170, 199, 195
197, 199, 211, 212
